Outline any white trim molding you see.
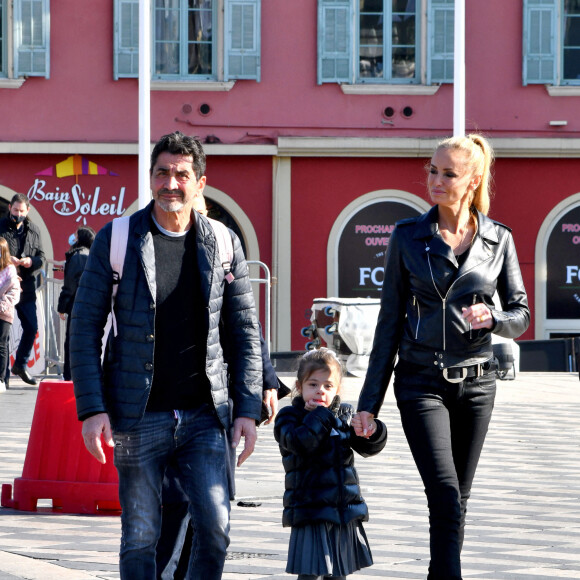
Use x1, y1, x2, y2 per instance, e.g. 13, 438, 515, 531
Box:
340, 84, 440, 95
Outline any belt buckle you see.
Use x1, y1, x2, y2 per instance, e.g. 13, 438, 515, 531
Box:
442, 367, 467, 383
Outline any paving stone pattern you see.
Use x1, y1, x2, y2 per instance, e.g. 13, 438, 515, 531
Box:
0, 372, 579, 579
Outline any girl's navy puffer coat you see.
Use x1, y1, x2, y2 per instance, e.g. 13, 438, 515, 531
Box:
274, 396, 387, 528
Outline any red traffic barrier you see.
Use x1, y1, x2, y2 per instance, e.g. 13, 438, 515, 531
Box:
1, 380, 121, 514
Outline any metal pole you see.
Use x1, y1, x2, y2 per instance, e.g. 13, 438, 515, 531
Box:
453, 0, 465, 137
138, 0, 151, 209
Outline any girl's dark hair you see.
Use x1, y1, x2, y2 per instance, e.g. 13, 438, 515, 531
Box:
74, 226, 96, 250
295, 347, 343, 394
0, 237, 11, 271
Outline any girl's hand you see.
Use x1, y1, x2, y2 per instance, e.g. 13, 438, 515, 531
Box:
353, 411, 375, 438
462, 303, 493, 330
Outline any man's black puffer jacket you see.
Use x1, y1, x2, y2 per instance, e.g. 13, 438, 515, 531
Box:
70, 202, 263, 432
274, 396, 387, 528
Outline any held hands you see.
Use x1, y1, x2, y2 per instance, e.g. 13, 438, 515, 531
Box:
462, 302, 494, 330
353, 411, 376, 439
82, 413, 114, 464
11, 256, 32, 268
261, 388, 278, 425
231, 417, 257, 467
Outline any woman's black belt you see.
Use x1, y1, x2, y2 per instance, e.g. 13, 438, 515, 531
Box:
396, 358, 496, 383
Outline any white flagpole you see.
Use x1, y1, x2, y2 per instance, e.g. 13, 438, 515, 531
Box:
138, 0, 151, 209
453, 0, 465, 137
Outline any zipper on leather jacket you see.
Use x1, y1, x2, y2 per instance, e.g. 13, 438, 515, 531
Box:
412, 295, 421, 340
425, 242, 493, 356
470, 293, 477, 339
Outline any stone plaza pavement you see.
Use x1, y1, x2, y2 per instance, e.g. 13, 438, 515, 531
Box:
0, 371, 579, 579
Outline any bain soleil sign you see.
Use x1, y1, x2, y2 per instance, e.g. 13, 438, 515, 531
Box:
27, 155, 127, 224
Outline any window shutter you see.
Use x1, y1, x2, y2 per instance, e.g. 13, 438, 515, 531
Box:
317, 0, 352, 84
428, 0, 454, 84
114, 0, 139, 79
523, 0, 557, 85
224, 0, 261, 81
14, 0, 50, 78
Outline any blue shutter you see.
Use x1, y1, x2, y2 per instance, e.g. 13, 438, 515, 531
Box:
14, 0, 50, 78
225, 0, 261, 81
317, 0, 352, 84
428, 0, 454, 84
114, 0, 139, 79
523, 0, 557, 85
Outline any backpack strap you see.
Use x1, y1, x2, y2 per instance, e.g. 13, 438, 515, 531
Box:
109, 215, 131, 336
207, 217, 235, 284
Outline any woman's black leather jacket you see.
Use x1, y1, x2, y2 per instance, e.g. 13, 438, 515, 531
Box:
358, 206, 530, 416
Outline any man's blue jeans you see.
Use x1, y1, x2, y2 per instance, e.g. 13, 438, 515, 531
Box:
394, 367, 496, 580
113, 404, 231, 580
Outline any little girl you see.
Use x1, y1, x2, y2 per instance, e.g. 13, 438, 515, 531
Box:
0, 237, 21, 391
274, 348, 387, 580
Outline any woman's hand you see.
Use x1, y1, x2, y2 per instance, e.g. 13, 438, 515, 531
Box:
462, 303, 494, 330
353, 411, 375, 438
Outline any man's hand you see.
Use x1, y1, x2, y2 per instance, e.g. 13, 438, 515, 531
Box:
81, 413, 114, 464
19, 257, 32, 268
231, 416, 257, 467
262, 388, 278, 425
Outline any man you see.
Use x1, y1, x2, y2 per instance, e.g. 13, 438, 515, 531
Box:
70, 131, 263, 579
0, 193, 45, 386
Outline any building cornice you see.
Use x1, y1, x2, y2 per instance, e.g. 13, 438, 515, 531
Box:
277, 137, 580, 158
1, 138, 580, 158
0, 142, 277, 156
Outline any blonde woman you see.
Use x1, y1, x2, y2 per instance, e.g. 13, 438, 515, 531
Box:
356, 134, 530, 580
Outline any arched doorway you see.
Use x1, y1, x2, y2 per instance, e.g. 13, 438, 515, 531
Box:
327, 190, 430, 297
535, 193, 580, 339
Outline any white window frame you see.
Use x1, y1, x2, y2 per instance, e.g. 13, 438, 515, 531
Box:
523, 0, 580, 94
317, 0, 453, 95
0, 0, 50, 88
114, 0, 260, 90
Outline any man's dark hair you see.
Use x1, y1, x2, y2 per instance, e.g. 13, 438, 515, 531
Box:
150, 131, 206, 181
10, 193, 30, 208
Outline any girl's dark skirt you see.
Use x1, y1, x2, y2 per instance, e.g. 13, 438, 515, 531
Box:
286, 520, 373, 576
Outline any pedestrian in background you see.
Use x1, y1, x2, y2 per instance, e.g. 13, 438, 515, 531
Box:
0, 238, 21, 392
57, 226, 96, 381
0, 193, 45, 386
356, 134, 530, 580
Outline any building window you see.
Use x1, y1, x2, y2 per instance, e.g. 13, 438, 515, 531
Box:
0, 0, 50, 81
317, 0, 454, 86
523, 0, 580, 86
114, 0, 261, 83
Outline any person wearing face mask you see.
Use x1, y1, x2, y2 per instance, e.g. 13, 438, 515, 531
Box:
0, 193, 45, 386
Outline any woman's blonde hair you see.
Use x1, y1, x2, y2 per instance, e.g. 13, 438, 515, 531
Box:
435, 133, 495, 215
0, 238, 11, 271
294, 347, 343, 396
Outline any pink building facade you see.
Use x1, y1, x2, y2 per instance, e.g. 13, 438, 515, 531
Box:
0, 0, 579, 351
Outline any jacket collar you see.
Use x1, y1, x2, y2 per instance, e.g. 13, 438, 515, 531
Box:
412, 205, 498, 244
413, 205, 499, 270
